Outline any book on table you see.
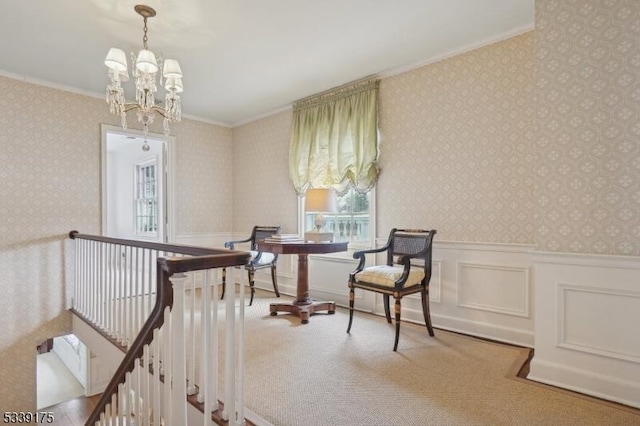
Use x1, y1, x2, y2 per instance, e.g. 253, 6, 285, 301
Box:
264, 234, 305, 243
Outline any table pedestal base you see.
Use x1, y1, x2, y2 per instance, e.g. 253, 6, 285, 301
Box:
270, 299, 336, 324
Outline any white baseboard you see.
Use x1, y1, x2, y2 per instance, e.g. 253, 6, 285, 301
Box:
529, 359, 640, 409
430, 313, 534, 347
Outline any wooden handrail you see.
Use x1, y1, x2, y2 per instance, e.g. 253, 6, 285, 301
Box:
69, 230, 237, 257
73, 232, 252, 426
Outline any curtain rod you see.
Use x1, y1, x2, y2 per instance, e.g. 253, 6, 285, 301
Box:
294, 74, 379, 105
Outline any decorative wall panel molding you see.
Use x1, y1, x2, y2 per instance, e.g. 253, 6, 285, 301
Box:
406, 260, 442, 303
557, 283, 640, 363
457, 262, 530, 317
532, 248, 640, 409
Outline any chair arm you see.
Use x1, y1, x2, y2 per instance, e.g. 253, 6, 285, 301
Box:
350, 245, 390, 278
394, 254, 418, 289
224, 237, 252, 250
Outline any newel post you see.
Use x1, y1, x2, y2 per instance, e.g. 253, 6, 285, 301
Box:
169, 272, 189, 425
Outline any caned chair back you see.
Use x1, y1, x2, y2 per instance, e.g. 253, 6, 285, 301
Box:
251, 226, 281, 250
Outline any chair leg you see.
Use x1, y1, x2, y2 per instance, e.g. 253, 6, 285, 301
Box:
421, 287, 434, 336
271, 264, 280, 297
383, 294, 392, 323
347, 287, 355, 333
393, 298, 402, 351
248, 269, 256, 306
220, 268, 226, 300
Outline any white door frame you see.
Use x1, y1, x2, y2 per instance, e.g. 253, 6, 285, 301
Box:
101, 124, 176, 243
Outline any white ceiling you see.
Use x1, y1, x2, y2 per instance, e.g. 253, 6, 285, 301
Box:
0, 0, 533, 126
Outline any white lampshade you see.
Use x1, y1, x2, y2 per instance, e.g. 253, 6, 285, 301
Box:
108, 68, 130, 83
305, 188, 338, 213
105, 48, 128, 72
163, 59, 183, 78
136, 49, 158, 73
164, 77, 184, 93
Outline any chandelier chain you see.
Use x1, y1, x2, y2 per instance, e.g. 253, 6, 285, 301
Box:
142, 17, 149, 49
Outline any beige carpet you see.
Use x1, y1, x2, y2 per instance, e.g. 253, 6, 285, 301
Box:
234, 289, 640, 426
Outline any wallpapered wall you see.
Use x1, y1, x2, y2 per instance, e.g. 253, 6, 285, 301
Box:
378, 33, 535, 243
233, 34, 536, 244
0, 76, 234, 409
534, 0, 640, 255
231, 111, 299, 234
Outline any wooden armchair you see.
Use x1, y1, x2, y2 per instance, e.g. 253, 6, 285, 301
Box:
222, 226, 281, 306
347, 228, 437, 351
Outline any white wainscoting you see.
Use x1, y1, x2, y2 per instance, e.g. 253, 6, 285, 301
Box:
178, 231, 640, 408
253, 239, 535, 346
530, 251, 640, 409
252, 237, 536, 347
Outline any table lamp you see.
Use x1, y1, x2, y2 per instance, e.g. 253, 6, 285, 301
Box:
305, 188, 337, 242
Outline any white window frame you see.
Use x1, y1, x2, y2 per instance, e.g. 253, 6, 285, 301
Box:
134, 158, 159, 238
298, 187, 376, 253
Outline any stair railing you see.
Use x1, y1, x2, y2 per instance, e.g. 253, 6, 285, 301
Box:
69, 231, 251, 426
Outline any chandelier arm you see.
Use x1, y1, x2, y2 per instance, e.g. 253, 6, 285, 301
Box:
151, 105, 170, 119
121, 103, 144, 113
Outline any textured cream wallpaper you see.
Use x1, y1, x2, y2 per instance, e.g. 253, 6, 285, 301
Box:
232, 110, 299, 234
231, 36, 536, 244
378, 33, 535, 243
0, 76, 233, 410
175, 120, 234, 233
535, 0, 640, 255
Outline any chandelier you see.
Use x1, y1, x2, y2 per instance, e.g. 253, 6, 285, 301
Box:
104, 5, 183, 151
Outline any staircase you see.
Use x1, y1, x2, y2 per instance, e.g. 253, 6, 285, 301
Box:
68, 231, 261, 425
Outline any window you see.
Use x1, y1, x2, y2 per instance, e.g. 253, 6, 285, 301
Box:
135, 159, 158, 236
291, 79, 380, 248
303, 188, 374, 245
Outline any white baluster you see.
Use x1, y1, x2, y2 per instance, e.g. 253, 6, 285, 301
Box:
152, 330, 161, 426
170, 272, 189, 425
79, 239, 85, 316
133, 360, 141, 426
92, 240, 98, 323
88, 240, 94, 322
74, 237, 80, 313
223, 267, 236, 422
199, 270, 212, 426
98, 242, 103, 329
116, 245, 123, 342
123, 375, 131, 423
134, 247, 142, 336
111, 392, 117, 425
187, 272, 197, 395
163, 307, 172, 424
126, 246, 132, 347
236, 266, 246, 425
148, 250, 154, 320
109, 244, 115, 337
210, 268, 219, 414
143, 344, 151, 426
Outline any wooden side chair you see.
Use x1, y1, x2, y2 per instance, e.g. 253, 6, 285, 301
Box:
347, 228, 437, 351
222, 225, 281, 306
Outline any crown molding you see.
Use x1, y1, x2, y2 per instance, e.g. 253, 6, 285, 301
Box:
233, 25, 535, 127
1, 25, 535, 131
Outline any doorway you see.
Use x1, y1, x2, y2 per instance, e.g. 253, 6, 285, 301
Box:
101, 125, 174, 242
